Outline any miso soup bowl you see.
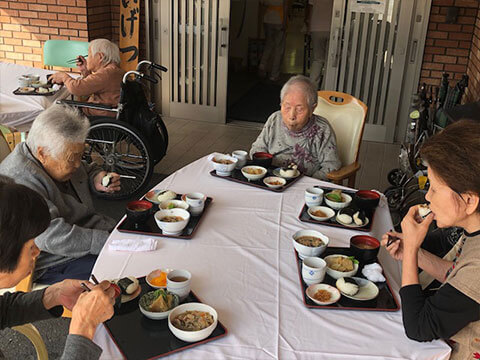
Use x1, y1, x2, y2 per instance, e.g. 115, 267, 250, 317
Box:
168, 302, 218, 342
154, 208, 190, 235
350, 235, 380, 264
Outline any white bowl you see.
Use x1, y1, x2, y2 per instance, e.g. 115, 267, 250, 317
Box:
241, 166, 267, 181
209, 154, 238, 176
324, 193, 352, 210
30, 81, 47, 88
18, 76, 31, 87
168, 302, 218, 342
292, 229, 329, 260
307, 206, 335, 221
154, 208, 190, 235
139, 290, 180, 320
146, 268, 173, 289
324, 254, 359, 279
159, 199, 189, 211
306, 284, 341, 305
305, 187, 324, 207
24, 74, 40, 81
263, 176, 286, 189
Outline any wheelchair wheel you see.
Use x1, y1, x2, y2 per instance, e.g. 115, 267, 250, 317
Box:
84, 120, 153, 200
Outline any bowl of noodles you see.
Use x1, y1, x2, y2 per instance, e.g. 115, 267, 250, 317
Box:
324, 254, 359, 279
292, 229, 329, 259
241, 166, 267, 181
208, 153, 238, 176
154, 208, 190, 235
168, 302, 218, 342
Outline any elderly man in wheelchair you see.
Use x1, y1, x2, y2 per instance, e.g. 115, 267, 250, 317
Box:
0, 105, 120, 285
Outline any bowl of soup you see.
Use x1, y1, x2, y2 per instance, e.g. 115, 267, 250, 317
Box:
168, 302, 218, 342
350, 235, 380, 263
126, 200, 153, 224
252, 152, 273, 168
353, 190, 381, 210
154, 208, 190, 235
292, 229, 329, 259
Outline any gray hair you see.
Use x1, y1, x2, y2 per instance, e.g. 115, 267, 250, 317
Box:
89, 38, 121, 65
280, 75, 318, 110
26, 104, 90, 159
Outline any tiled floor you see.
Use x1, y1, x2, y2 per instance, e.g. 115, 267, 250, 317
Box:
154, 117, 401, 193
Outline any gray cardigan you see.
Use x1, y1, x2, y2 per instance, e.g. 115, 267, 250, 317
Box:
0, 289, 102, 359
0, 143, 116, 279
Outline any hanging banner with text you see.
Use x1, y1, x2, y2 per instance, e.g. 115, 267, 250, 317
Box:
119, 0, 140, 71
349, 0, 386, 14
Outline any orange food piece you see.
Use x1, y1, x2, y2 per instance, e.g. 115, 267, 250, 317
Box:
150, 272, 167, 287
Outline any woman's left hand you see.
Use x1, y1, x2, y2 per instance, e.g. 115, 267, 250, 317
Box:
94, 171, 121, 193
401, 205, 434, 251
43, 279, 87, 310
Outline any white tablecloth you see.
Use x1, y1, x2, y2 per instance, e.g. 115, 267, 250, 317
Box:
92, 156, 451, 360
0, 62, 69, 129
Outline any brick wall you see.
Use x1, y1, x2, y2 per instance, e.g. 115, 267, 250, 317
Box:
0, 0, 88, 68
419, 0, 479, 90
465, 7, 480, 101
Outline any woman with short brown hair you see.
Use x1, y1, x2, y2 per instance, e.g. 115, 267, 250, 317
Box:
382, 119, 480, 359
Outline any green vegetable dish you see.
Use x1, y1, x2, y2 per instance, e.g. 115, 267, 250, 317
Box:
326, 189, 344, 202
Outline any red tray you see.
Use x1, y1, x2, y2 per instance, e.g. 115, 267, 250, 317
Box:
295, 246, 400, 311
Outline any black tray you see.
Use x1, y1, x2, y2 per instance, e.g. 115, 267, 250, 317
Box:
296, 246, 400, 311
117, 196, 212, 239
105, 278, 228, 360
13, 84, 61, 96
298, 187, 376, 232
209, 166, 303, 192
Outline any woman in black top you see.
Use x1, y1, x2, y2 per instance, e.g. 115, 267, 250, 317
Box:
381, 119, 480, 359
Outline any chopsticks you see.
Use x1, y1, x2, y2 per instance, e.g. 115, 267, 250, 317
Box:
386, 234, 401, 247
66, 55, 88, 64
80, 273, 99, 292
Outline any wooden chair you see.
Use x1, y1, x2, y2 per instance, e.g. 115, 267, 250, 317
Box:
314, 91, 367, 188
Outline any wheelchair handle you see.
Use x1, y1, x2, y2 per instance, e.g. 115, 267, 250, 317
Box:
139, 73, 158, 84
122, 70, 158, 84
136, 60, 167, 72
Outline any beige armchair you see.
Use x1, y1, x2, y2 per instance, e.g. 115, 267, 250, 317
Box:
313, 91, 367, 188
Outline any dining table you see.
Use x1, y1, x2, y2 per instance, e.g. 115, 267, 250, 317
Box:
0, 62, 70, 130
91, 155, 451, 359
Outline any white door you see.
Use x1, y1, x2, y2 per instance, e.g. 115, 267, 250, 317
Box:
325, 0, 431, 142
154, 0, 230, 123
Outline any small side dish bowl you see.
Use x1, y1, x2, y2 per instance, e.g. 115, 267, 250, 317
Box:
306, 284, 341, 306
263, 176, 286, 189
209, 154, 238, 176
168, 302, 218, 342
307, 206, 335, 221
304, 187, 324, 207
252, 152, 273, 168
139, 290, 180, 320
350, 235, 380, 264
154, 208, 190, 235
146, 269, 173, 289
353, 190, 381, 210
325, 192, 352, 210
159, 199, 189, 211
241, 166, 267, 181
324, 254, 359, 280
292, 229, 329, 259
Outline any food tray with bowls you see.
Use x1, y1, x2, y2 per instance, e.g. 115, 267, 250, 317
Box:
295, 246, 399, 311
209, 165, 303, 193
117, 195, 212, 239
298, 187, 379, 232
13, 83, 61, 96
105, 278, 228, 360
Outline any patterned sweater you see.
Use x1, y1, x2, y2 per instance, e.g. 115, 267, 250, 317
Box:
249, 111, 341, 180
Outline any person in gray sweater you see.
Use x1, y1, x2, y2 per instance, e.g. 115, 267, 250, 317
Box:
0, 176, 115, 359
0, 104, 120, 284
250, 75, 341, 180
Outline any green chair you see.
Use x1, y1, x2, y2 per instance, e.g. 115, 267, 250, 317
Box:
43, 40, 89, 68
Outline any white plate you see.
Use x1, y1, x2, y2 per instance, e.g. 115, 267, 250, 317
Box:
144, 189, 173, 204
111, 279, 142, 303
272, 168, 300, 179
337, 277, 379, 301
335, 213, 369, 228
306, 284, 341, 305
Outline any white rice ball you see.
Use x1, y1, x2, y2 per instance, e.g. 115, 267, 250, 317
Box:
336, 277, 359, 296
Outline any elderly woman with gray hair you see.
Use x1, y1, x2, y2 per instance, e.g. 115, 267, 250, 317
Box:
50, 38, 125, 117
250, 75, 341, 180
0, 104, 120, 284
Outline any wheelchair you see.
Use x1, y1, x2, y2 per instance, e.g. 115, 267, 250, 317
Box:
59, 60, 168, 200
